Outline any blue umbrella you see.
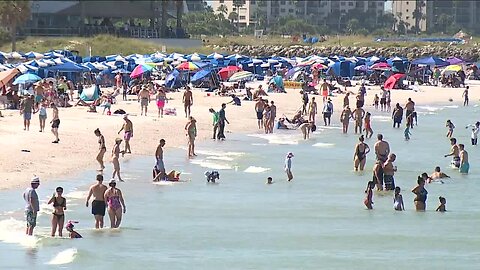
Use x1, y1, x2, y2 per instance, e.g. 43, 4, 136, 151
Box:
191, 69, 211, 82
13, 73, 42, 85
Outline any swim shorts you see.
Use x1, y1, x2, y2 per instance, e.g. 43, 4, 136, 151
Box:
91, 200, 106, 216
156, 159, 165, 171
23, 112, 32, 120
384, 175, 395, 190
25, 210, 37, 227
51, 119, 60, 128
459, 162, 469, 174
380, 98, 386, 105
35, 95, 43, 103
256, 110, 264, 120
141, 98, 149, 107
124, 131, 132, 140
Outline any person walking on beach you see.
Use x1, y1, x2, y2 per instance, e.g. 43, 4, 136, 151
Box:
34, 101, 48, 132
86, 174, 108, 229
364, 181, 375, 210
118, 114, 133, 154
462, 86, 469, 106
183, 86, 193, 118
383, 153, 397, 191
392, 103, 403, 128
394, 187, 405, 211
285, 152, 294, 181
156, 88, 167, 118
343, 92, 350, 109
104, 179, 126, 228
459, 144, 469, 174
20, 94, 34, 131
320, 79, 330, 102
24, 176, 40, 235
270, 101, 277, 132
263, 105, 272, 134
352, 106, 365, 134
374, 134, 390, 163
50, 103, 60, 143
445, 120, 455, 138
209, 108, 219, 140
380, 88, 387, 111
111, 138, 124, 182
444, 138, 460, 168
154, 139, 166, 181
340, 106, 352, 134
322, 98, 333, 126
412, 176, 428, 211
48, 186, 66, 237
386, 90, 392, 112
373, 94, 379, 110
94, 128, 106, 171
364, 112, 373, 138
255, 98, 265, 129
185, 116, 197, 157
353, 135, 370, 171
138, 86, 150, 116
301, 91, 308, 114
217, 103, 229, 140
308, 97, 318, 123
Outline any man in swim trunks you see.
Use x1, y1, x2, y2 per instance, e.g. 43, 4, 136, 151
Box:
322, 98, 333, 126
430, 166, 450, 181
24, 176, 40, 235
444, 138, 460, 168
352, 105, 365, 134
20, 95, 34, 131
153, 139, 166, 181
404, 98, 415, 127
392, 103, 403, 128
255, 98, 265, 129
383, 153, 397, 191
374, 134, 390, 163
118, 114, 133, 153
380, 87, 387, 111
85, 174, 108, 229
183, 86, 193, 118
459, 144, 469, 174
137, 85, 150, 116
50, 103, 60, 143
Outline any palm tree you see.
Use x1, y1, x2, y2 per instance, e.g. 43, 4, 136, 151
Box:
0, 1, 30, 51
160, 0, 168, 37
217, 4, 228, 18
175, 0, 183, 37
412, 0, 425, 33
232, 0, 245, 31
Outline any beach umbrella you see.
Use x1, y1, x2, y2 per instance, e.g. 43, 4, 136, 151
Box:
0, 68, 19, 87
229, 71, 253, 82
354, 65, 368, 72
191, 69, 212, 82
176, 62, 199, 71
371, 62, 391, 71
297, 59, 316, 67
384, 73, 405, 90
13, 73, 41, 85
312, 63, 328, 70
218, 65, 241, 80
446, 57, 464, 65
130, 64, 154, 78
112, 69, 131, 74
441, 65, 462, 76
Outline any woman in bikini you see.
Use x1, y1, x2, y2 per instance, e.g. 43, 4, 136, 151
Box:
112, 138, 124, 182
353, 135, 370, 171
156, 88, 167, 118
48, 187, 66, 237
340, 106, 352, 134
94, 128, 106, 171
104, 180, 126, 228
185, 117, 197, 157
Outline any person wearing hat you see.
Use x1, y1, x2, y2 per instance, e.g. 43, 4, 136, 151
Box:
118, 114, 133, 154
111, 138, 124, 182
182, 86, 193, 118
138, 85, 150, 116
23, 176, 40, 235
284, 152, 294, 181
104, 179, 126, 228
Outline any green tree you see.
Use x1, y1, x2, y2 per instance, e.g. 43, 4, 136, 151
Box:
160, 0, 169, 37
0, 0, 30, 51
217, 4, 228, 18
346, 18, 360, 34
228, 12, 238, 24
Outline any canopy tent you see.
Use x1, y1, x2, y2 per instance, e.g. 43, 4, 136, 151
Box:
411, 56, 449, 67
384, 73, 405, 90
0, 68, 19, 88
80, 85, 100, 101
446, 57, 465, 65
13, 73, 42, 85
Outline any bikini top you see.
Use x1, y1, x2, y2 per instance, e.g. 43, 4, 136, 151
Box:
53, 197, 66, 208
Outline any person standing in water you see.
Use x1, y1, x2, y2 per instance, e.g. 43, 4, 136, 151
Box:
383, 153, 397, 191
185, 116, 197, 157
459, 144, 469, 174
322, 98, 333, 126
444, 138, 460, 168
154, 139, 166, 181
352, 106, 365, 134
340, 106, 352, 134
24, 176, 40, 235
118, 114, 133, 154
445, 120, 455, 138
299, 121, 312, 140
111, 138, 124, 182
48, 186, 66, 237
374, 134, 390, 162
372, 160, 384, 191
364, 112, 373, 139
469, 122, 480, 146
50, 103, 60, 143
255, 98, 265, 129
404, 123, 412, 141
392, 103, 403, 128
412, 176, 428, 211
217, 103, 229, 140
364, 181, 375, 210
86, 174, 108, 229
436, 197, 447, 212
182, 86, 193, 118
137, 85, 150, 116
94, 128, 106, 171
285, 152, 294, 181
394, 186, 404, 211
308, 97, 317, 123
353, 135, 370, 171
104, 180, 126, 228
462, 86, 469, 106
404, 98, 415, 123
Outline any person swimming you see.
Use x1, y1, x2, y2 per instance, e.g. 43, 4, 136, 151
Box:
205, 171, 220, 183
65, 221, 82, 239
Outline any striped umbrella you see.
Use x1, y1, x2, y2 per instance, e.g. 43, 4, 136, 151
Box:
228, 71, 253, 82
130, 64, 154, 78
176, 62, 199, 71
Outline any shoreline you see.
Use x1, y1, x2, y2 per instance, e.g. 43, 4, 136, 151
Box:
1, 83, 477, 191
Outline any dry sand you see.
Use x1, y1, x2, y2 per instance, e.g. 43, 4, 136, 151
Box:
0, 82, 477, 190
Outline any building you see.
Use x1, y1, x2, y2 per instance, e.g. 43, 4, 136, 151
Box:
392, 0, 427, 32
211, 0, 385, 30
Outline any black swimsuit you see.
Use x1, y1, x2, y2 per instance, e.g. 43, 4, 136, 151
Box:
356, 144, 366, 161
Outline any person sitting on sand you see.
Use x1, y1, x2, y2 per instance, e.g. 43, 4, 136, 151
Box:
65, 221, 82, 238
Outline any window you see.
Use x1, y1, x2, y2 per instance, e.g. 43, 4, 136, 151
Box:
406, 16, 410, 20
341, 2, 346, 6
239, 16, 246, 20
280, 1, 286, 5
288, 8, 294, 13
219, 0, 224, 3
348, 2, 353, 6
406, 1, 409, 4
280, 8, 286, 12
406, 9, 409, 12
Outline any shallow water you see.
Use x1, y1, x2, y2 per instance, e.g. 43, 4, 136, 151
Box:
1, 102, 480, 270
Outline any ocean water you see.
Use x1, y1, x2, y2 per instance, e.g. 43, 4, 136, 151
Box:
1, 102, 480, 270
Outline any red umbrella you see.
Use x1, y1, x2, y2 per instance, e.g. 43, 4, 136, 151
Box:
384, 73, 405, 90
371, 62, 391, 71
218, 66, 241, 80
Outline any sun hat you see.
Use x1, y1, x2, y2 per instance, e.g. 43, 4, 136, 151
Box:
31, 176, 40, 184
287, 152, 294, 157
115, 138, 122, 143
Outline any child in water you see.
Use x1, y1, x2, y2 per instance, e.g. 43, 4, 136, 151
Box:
373, 94, 379, 110
404, 123, 411, 141
364, 112, 373, 139
266, 177, 273, 184
446, 120, 455, 138
436, 196, 447, 212
364, 181, 375, 210
65, 221, 82, 239
393, 186, 404, 211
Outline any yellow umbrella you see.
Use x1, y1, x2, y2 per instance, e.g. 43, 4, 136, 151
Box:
441, 65, 462, 75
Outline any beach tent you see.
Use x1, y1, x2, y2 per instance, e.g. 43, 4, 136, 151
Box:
80, 85, 100, 101
0, 68, 19, 88
165, 70, 183, 89
269, 75, 285, 92
411, 57, 449, 67
384, 73, 405, 90
446, 57, 465, 65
